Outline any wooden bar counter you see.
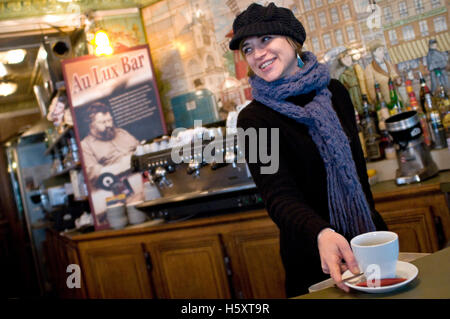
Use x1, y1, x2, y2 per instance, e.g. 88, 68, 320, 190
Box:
44, 170, 450, 299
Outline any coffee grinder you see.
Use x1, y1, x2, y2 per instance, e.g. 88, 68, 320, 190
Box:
385, 111, 439, 185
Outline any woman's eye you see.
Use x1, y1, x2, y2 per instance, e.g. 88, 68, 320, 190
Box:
242, 47, 252, 55
262, 36, 272, 42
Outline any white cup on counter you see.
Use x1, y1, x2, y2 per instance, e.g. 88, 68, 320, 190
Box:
351, 231, 399, 280
126, 202, 148, 225
106, 203, 128, 229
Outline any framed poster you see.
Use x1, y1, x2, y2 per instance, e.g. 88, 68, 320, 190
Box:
62, 45, 166, 230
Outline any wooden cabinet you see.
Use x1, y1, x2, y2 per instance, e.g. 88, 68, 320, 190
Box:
146, 235, 231, 299
374, 181, 450, 253
223, 226, 286, 299
81, 243, 154, 299
381, 207, 439, 253
44, 172, 450, 299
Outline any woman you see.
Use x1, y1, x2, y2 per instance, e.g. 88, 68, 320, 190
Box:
229, 3, 388, 297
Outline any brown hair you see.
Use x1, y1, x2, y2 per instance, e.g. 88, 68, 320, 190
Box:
239, 36, 303, 77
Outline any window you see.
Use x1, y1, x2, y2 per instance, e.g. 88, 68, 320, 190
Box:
346, 25, 356, 42
414, 0, 425, 14
399, 2, 408, 18
335, 29, 344, 45
323, 33, 332, 50
318, 12, 327, 26
341, 4, 351, 20
330, 7, 339, 24
402, 25, 415, 41
311, 36, 320, 52
315, 0, 323, 8
419, 20, 429, 36
434, 16, 448, 32
431, 0, 441, 8
307, 15, 316, 31
383, 7, 393, 23
303, 0, 312, 11
388, 30, 398, 45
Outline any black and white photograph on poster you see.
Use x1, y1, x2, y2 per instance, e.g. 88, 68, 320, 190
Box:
62, 45, 166, 230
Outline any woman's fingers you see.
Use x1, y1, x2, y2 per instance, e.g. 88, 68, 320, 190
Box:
328, 260, 350, 292
339, 243, 360, 274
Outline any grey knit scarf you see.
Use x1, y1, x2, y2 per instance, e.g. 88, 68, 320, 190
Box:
249, 51, 376, 238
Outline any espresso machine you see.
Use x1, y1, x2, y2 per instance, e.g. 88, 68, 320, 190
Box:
385, 111, 439, 185
130, 127, 263, 221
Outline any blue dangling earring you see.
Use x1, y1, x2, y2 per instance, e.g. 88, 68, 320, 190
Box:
297, 53, 304, 68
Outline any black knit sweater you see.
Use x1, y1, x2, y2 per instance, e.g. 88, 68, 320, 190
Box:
237, 79, 387, 297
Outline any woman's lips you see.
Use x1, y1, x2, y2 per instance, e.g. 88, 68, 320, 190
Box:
259, 58, 276, 70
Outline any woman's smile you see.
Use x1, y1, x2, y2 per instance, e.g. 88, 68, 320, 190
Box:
242, 35, 300, 82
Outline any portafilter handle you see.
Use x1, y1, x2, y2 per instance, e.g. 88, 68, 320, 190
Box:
154, 166, 173, 188
187, 159, 203, 177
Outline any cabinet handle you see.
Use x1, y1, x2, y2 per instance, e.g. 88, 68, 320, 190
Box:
143, 251, 153, 271
223, 256, 232, 276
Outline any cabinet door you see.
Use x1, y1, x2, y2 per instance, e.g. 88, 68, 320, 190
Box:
146, 235, 231, 299
223, 226, 286, 299
381, 207, 439, 253
82, 243, 154, 299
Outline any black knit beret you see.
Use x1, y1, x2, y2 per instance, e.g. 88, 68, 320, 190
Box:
229, 2, 306, 51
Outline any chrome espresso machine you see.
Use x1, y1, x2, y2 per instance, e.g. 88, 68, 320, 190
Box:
130, 127, 263, 221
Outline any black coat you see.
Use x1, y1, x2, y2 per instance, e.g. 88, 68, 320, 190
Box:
237, 79, 388, 297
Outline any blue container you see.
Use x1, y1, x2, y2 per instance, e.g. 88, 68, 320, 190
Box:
170, 89, 220, 128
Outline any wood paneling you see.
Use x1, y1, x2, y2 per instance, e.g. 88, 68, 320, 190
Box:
382, 207, 439, 253
82, 243, 153, 299
146, 235, 231, 299
223, 226, 286, 299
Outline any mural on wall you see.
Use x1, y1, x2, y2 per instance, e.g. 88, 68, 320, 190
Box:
141, 0, 298, 129
139, 0, 449, 126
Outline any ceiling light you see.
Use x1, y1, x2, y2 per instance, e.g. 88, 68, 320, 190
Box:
0, 63, 7, 77
0, 82, 18, 96
5, 49, 26, 64
94, 30, 113, 56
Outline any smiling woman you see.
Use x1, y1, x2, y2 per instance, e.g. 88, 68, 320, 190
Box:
230, 2, 388, 297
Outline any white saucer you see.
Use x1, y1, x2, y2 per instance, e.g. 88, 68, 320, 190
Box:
343, 261, 418, 294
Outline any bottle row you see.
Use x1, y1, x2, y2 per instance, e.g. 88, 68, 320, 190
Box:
356, 70, 449, 162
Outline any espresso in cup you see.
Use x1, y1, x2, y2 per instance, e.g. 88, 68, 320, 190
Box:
350, 231, 399, 280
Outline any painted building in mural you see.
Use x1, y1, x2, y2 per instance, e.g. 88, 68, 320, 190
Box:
292, 0, 364, 62
377, 0, 449, 76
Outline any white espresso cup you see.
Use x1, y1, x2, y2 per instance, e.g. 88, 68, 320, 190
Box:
106, 203, 128, 229
350, 231, 399, 279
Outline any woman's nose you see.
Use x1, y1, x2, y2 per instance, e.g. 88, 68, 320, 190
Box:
253, 46, 266, 59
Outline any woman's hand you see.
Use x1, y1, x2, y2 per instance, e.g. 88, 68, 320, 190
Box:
317, 228, 360, 292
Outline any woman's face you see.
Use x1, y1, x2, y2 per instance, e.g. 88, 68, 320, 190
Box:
241, 35, 299, 82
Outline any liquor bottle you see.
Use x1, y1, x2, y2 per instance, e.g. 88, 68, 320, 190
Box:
418, 71, 431, 115
374, 83, 390, 154
375, 83, 390, 133
388, 78, 405, 115
434, 70, 450, 135
405, 79, 432, 146
355, 108, 367, 159
423, 89, 448, 149
361, 94, 383, 161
